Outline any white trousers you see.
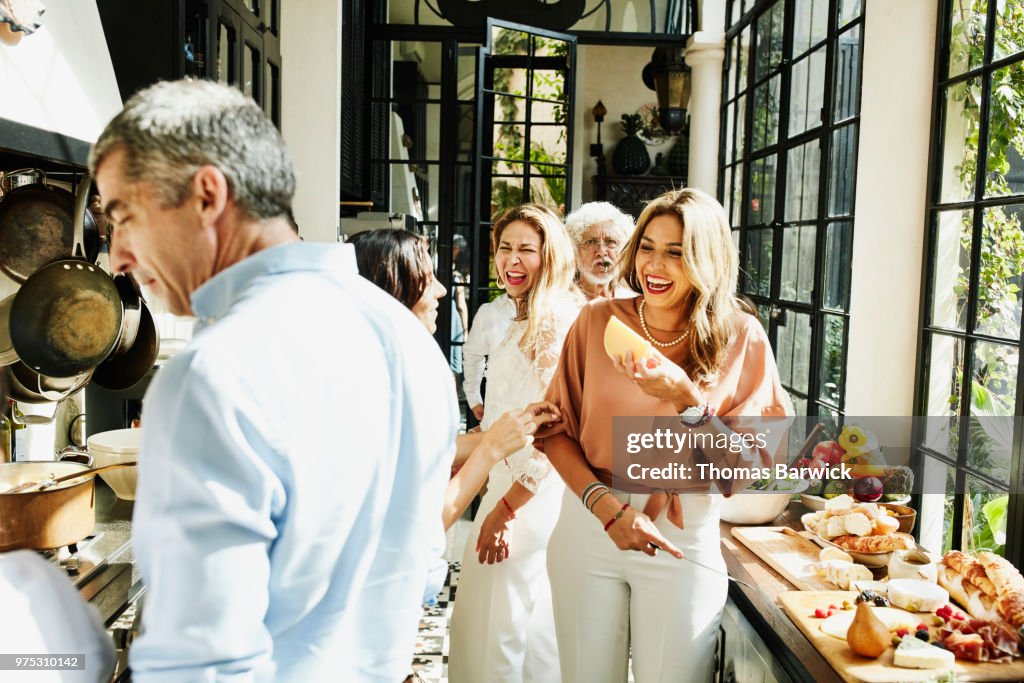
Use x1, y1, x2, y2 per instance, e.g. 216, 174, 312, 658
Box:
547, 489, 727, 683
447, 471, 563, 683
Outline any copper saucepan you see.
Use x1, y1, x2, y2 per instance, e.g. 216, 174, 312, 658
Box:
0, 459, 97, 551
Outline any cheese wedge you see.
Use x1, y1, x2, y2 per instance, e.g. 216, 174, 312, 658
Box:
886, 579, 949, 613
603, 314, 654, 362
892, 636, 955, 670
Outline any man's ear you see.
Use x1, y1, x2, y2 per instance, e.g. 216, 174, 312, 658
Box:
192, 165, 229, 226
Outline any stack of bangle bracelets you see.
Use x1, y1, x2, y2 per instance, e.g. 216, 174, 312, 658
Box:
581, 481, 610, 512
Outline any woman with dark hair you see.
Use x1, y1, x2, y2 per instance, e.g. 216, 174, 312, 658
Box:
536, 189, 792, 682
348, 228, 557, 529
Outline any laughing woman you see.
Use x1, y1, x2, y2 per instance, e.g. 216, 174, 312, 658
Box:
448, 205, 582, 683
536, 189, 792, 683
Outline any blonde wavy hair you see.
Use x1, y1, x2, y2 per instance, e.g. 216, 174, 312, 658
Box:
492, 204, 579, 356
619, 188, 742, 384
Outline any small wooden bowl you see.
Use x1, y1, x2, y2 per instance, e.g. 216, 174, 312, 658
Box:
880, 502, 916, 534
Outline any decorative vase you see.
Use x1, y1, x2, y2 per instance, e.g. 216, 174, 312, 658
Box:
667, 123, 689, 179
612, 114, 651, 175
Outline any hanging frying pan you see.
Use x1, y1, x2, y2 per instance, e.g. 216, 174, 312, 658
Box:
0, 294, 16, 366
0, 169, 100, 283
8, 175, 122, 378
92, 299, 158, 391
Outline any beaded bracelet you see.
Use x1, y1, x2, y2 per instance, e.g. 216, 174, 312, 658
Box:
587, 488, 611, 512
603, 503, 630, 531
501, 496, 517, 520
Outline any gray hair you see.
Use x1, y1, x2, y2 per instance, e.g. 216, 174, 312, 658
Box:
88, 79, 295, 221
563, 201, 634, 245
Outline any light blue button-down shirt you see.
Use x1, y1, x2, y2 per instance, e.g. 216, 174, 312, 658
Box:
128, 242, 458, 682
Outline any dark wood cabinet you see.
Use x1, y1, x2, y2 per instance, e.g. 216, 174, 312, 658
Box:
97, 0, 281, 127
593, 174, 687, 219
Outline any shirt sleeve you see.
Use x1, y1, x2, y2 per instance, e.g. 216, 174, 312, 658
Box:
129, 355, 282, 681
461, 302, 493, 408
701, 317, 795, 494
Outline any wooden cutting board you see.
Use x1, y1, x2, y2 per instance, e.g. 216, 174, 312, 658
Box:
779, 590, 1024, 682
731, 526, 834, 591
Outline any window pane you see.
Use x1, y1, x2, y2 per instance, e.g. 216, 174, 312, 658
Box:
184, 1, 208, 79
994, 1, 1024, 61
948, 0, 988, 79
734, 94, 747, 162
915, 457, 955, 554
788, 47, 826, 136
785, 140, 821, 221
780, 225, 816, 302
963, 476, 1008, 556
819, 314, 844, 405
966, 417, 1013, 488
243, 42, 258, 100
725, 102, 736, 163
738, 25, 752, 93
930, 209, 973, 331
217, 22, 235, 85
265, 61, 280, 127
823, 220, 852, 310
755, 0, 785, 79
924, 332, 965, 421
828, 123, 857, 215
749, 154, 777, 225
971, 340, 1019, 418
723, 165, 734, 221
939, 77, 982, 203
732, 161, 745, 226
975, 204, 1024, 338
984, 62, 1024, 198
457, 44, 481, 89
792, 0, 828, 57
752, 75, 781, 151
727, 37, 739, 101
833, 24, 862, 122
790, 394, 808, 416
837, 0, 862, 28
743, 228, 773, 296
777, 309, 812, 394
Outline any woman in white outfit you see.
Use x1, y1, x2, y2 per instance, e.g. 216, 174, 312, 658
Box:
537, 189, 793, 683
448, 204, 581, 683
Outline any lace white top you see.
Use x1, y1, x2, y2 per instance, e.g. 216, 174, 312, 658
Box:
480, 295, 581, 493
461, 294, 516, 408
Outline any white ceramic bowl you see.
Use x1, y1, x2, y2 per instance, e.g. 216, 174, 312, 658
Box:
720, 480, 808, 525
801, 493, 910, 512
87, 428, 142, 501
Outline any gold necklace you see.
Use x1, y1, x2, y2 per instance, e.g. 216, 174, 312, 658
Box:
637, 298, 689, 348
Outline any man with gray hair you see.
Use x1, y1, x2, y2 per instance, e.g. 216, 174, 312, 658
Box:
90, 79, 457, 682
563, 201, 634, 300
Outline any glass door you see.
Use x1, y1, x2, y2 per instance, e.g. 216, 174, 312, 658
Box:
470, 19, 576, 314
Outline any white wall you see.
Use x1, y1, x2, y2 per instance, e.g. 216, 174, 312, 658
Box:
844, 0, 937, 415
0, 0, 121, 142
571, 44, 677, 207
280, 0, 342, 243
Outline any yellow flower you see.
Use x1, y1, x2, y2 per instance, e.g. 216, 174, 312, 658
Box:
838, 426, 870, 453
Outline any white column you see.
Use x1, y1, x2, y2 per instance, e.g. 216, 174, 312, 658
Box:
844, 0, 937, 415
685, 31, 725, 196
281, 0, 342, 243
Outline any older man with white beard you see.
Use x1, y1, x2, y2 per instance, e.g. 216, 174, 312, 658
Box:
564, 201, 634, 300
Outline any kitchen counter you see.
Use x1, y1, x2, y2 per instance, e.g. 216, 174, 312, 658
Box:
719, 501, 844, 683
74, 481, 143, 627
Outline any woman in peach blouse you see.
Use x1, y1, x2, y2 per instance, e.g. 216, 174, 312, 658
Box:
536, 188, 792, 682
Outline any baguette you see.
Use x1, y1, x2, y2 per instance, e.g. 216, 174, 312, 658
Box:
937, 563, 1002, 623
831, 532, 915, 553
945, 550, 998, 597
978, 551, 1024, 597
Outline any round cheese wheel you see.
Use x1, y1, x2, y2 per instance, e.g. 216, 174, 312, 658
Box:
820, 606, 921, 640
